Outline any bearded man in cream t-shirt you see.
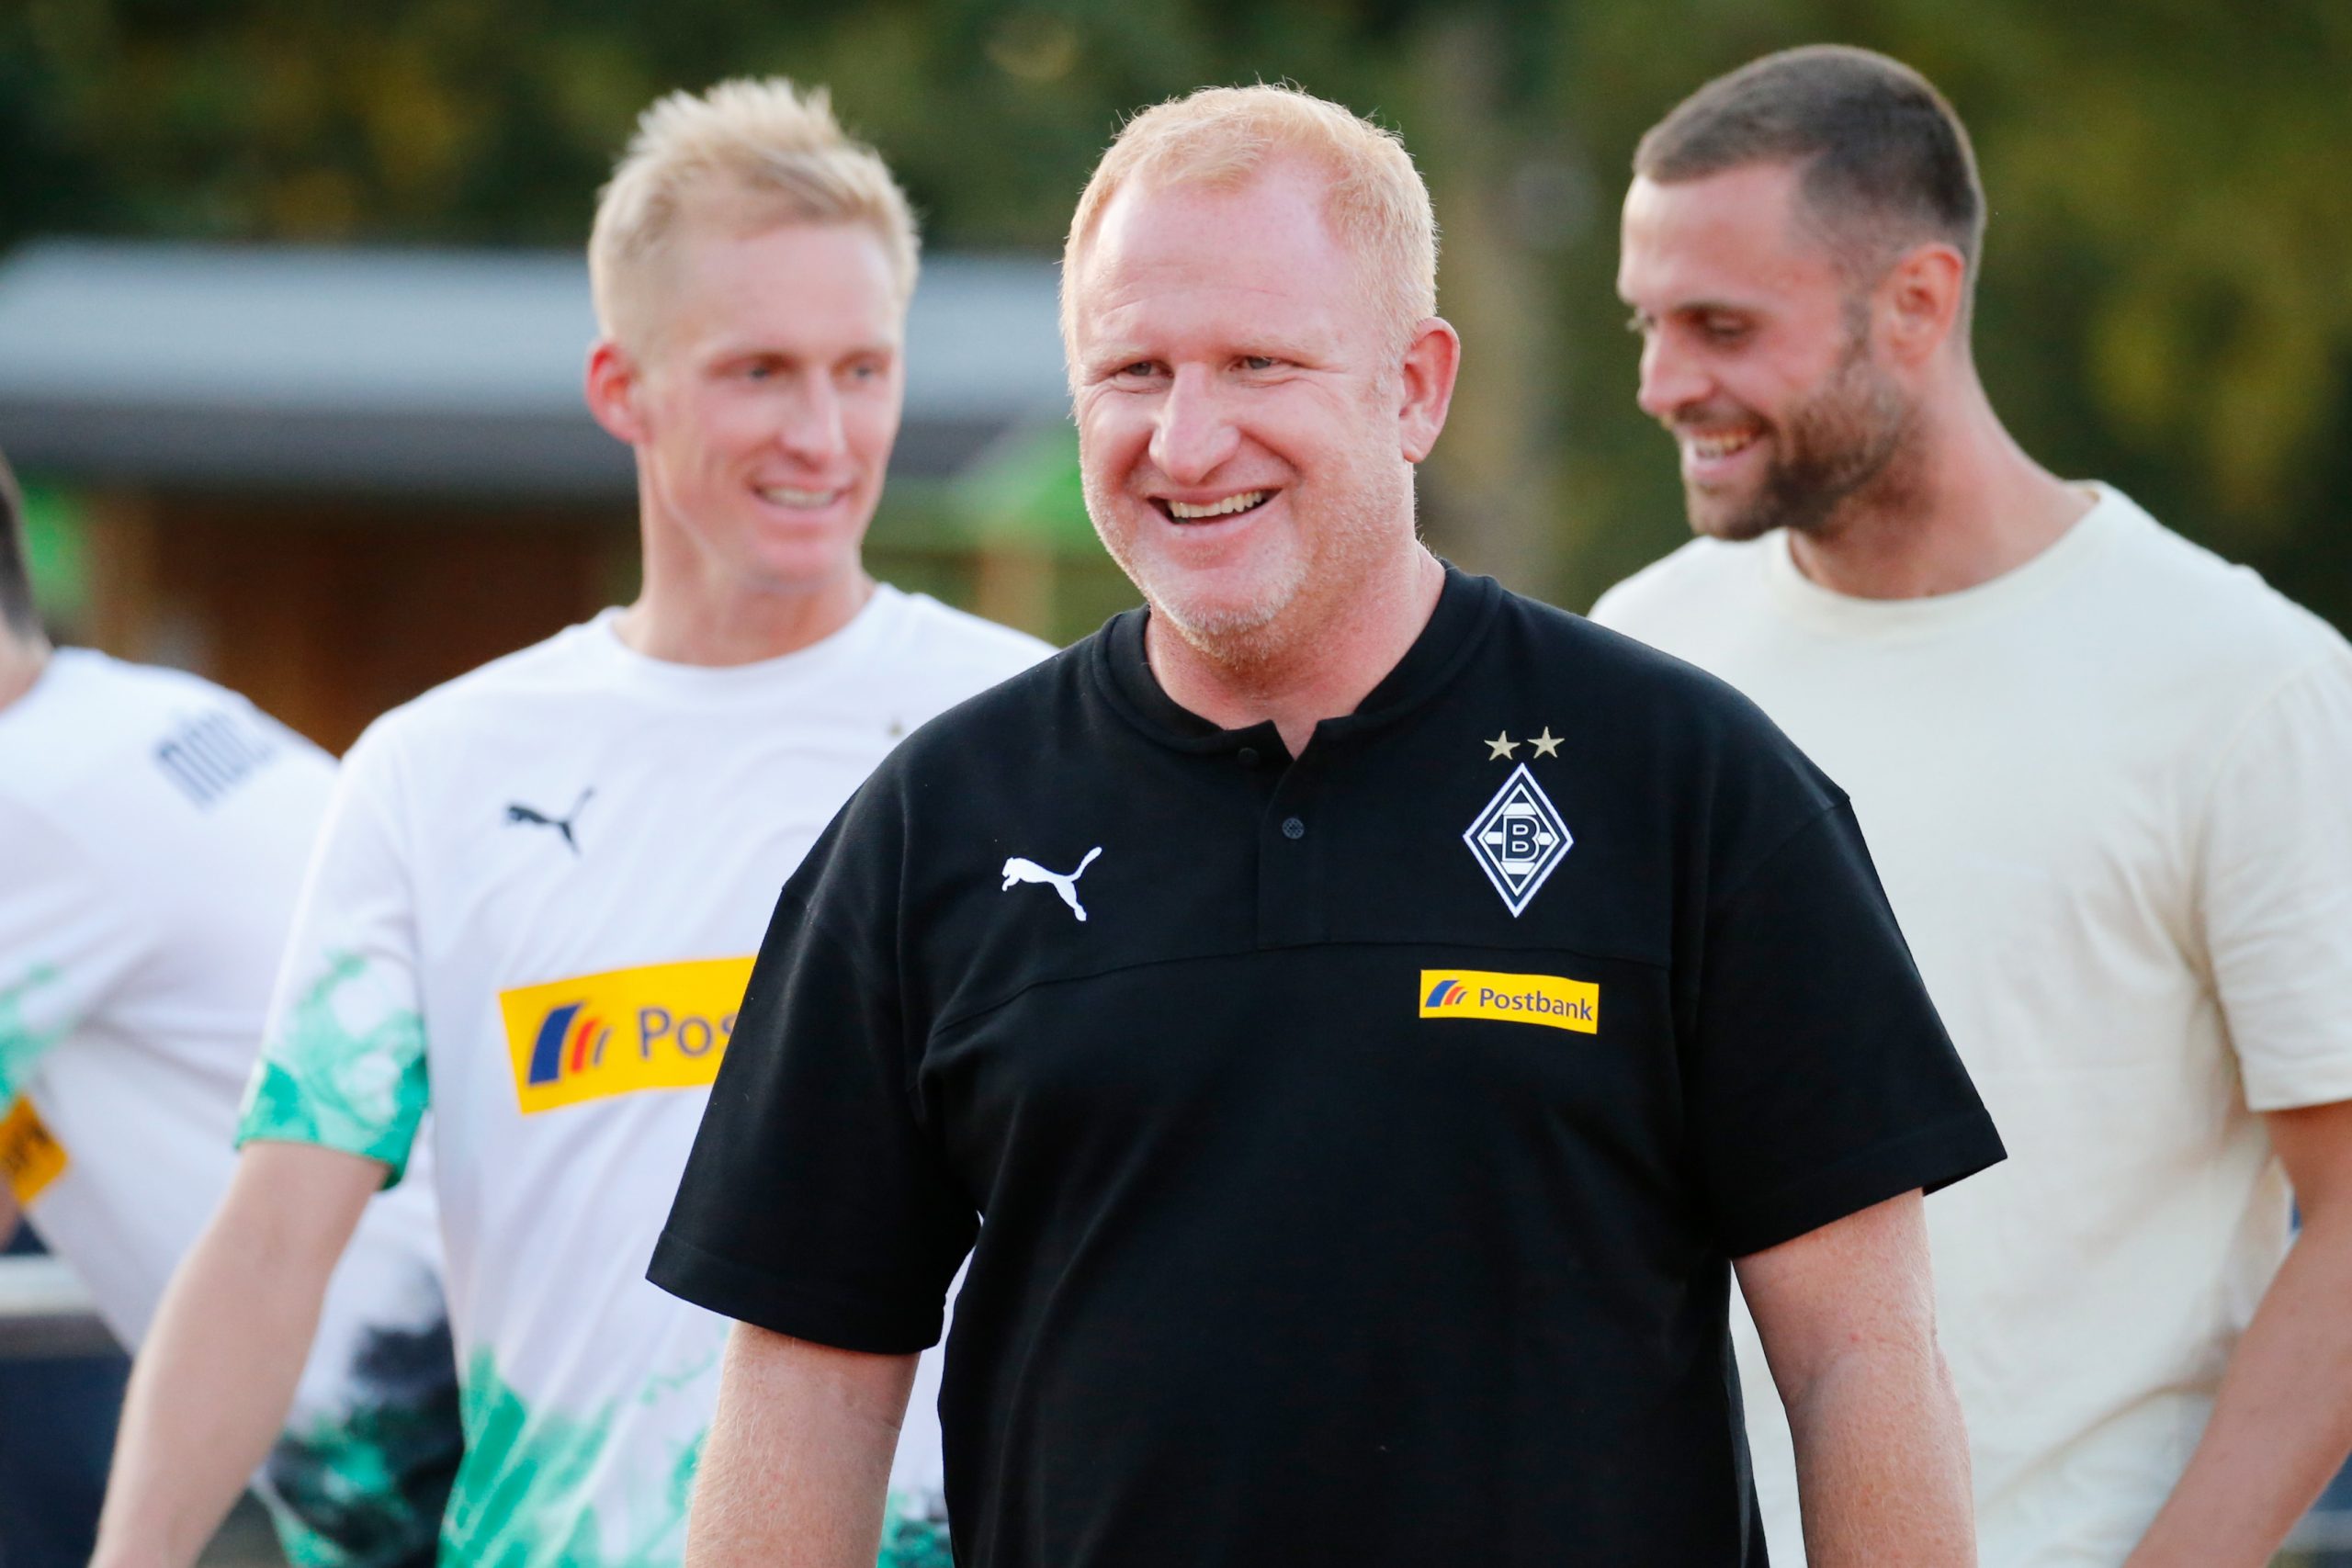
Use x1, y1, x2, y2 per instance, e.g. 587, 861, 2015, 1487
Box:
1597, 46, 2352, 1568
91, 80, 1046, 1568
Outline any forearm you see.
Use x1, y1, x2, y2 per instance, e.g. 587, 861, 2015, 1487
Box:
93, 1146, 371, 1568
2124, 1210, 2352, 1568
1786, 1337, 1974, 1567
686, 1324, 916, 1566
1742, 1191, 1975, 1567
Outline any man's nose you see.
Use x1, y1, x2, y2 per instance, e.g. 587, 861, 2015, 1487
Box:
1148, 367, 1240, 485
776, 378, 848, 464
1634, 333, 1708, 423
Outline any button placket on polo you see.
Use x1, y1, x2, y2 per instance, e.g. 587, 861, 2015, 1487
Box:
1257, 750, 1331, 948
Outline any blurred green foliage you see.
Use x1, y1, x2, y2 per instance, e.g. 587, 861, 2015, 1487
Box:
18, 482, 90, 627
4, 0, 2347, 626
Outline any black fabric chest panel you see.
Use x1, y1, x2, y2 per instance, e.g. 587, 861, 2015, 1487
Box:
914, 720, 1680, 1032
1310, 730, 1676, 963
925, 942, 1696, 1273
907, 695, 1705, 1259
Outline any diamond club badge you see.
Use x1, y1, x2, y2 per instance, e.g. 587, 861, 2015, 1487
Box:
1464, 763, 1572, 917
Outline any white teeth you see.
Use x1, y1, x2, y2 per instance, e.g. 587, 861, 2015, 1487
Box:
1685, 432, 1758, 462
1165, 491, 1269, 520
758, 486, 839, 507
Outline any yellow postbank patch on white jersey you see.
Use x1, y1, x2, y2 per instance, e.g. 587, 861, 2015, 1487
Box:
1418, 969, 1600, 1034
499, 956, 755, 1114
0, 1097, 69, 1204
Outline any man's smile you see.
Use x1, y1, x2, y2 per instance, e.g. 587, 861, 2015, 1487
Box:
1151, 489, 1276, 523
753, 484, 850, 511
1673, 422, 1766, 484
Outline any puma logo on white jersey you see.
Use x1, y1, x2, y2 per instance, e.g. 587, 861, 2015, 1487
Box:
1001, 846, 1102, 922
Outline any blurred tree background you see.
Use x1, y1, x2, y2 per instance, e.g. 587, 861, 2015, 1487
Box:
4, 0, 2346, 627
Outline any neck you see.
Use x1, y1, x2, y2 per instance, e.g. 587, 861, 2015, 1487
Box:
1147, 545, 1446, 755
1786, 374, 2092, 600
618, 487, 876, 666
0, 630, 51, 712
617, 568, 874, 667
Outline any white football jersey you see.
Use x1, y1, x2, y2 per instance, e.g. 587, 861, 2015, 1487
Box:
239, 587, 1048, 1565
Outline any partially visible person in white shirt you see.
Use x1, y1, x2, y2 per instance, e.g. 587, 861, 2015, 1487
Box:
0, 445, 460, 1568
1597, 44, 2352, 1568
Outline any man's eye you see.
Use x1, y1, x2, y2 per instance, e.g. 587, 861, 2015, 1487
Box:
1701, 319, 1750, 344
1240, 355, 1279, 372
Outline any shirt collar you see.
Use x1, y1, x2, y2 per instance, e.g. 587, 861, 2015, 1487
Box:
1092, 564, 1503, 755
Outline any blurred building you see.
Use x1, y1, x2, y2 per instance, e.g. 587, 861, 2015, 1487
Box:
0, 240, 1113, 751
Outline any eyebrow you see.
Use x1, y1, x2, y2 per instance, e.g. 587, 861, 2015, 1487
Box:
714, 339, 899, 364
1077, 345, 1150, 378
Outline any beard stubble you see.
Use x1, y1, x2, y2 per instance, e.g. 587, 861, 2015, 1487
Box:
1690, 328, 1921, 545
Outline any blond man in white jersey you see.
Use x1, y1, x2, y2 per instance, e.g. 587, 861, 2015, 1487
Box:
1597, 45, 2352, 1568
0, 446, 460, 1568
93, 81, 1048, 1568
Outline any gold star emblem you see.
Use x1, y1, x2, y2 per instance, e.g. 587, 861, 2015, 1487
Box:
1529, 727, 1563, 759
1485, 731, 1519, 761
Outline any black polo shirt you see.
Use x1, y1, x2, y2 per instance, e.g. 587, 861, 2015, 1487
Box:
652, 568, 2002, 1568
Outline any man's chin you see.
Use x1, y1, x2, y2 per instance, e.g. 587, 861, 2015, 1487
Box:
1143, 570, 1306, 660
1154, 591, 1282, 644
1685, 487, 1778, 544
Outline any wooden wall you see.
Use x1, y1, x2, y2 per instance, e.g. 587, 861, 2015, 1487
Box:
83, 493, 628, 754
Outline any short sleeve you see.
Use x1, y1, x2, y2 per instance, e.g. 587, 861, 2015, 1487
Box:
1685, 800, 2005, 1258
650, 803, 977, 1355
0, 798, 148, 1104
236, 729, 429, 1183
2199, 651, 2352, 1111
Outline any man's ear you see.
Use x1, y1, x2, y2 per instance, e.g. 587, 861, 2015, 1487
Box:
1397, 316, 1463, 465
584, 340, 648, 446
1876, 243, 1966, 368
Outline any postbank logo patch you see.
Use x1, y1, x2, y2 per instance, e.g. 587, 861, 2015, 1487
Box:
0, 1098, 68, 1204
499, 956, 754, 1114
1419, 970, 1599, 1034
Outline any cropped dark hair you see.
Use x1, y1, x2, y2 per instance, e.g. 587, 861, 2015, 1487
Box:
0, 449, 36, 639
1635, 46, 1985, 311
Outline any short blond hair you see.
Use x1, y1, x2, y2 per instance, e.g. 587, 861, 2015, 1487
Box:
1062, 84, 1439, 355
590, 78, 919, 352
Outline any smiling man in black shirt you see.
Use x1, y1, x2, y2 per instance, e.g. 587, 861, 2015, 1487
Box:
652, 83, 2003, 1568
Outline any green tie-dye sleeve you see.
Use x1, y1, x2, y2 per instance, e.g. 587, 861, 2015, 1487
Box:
236, 722, 433, 1182
238, 950, 430, 1182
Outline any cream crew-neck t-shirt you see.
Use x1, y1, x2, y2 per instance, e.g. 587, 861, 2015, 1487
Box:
1591, 485, 2352, 1567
